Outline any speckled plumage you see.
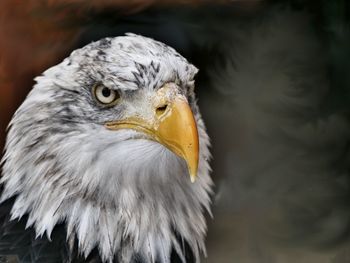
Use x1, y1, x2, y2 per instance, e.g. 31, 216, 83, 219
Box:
0, 34, 212, 263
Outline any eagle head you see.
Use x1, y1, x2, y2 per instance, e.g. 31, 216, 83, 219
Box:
1, 34, 212, 262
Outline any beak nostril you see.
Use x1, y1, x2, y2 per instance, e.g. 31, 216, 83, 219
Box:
156, 104, 168, 117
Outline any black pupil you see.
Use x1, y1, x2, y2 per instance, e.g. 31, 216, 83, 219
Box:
102, 87, 111, 97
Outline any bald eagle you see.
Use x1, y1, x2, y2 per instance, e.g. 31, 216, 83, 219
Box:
0, 34, 212, 263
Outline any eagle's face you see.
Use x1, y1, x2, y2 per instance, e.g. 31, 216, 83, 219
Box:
1, 34, 212, 262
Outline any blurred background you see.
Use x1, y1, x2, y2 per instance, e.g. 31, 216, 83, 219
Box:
1, 0, 350, 262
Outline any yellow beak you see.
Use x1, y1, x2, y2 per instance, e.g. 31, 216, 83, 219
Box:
104, 88, 199, 182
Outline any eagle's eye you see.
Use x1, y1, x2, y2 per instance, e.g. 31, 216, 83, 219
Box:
93, 84, 120, 105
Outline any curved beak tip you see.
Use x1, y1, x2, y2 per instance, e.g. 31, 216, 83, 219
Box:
190, 174, 196, 183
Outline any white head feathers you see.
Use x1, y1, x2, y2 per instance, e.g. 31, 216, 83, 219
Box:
1, 34, 212, 263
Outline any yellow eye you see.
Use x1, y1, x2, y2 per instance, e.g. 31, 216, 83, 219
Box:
93, 84, 120, 105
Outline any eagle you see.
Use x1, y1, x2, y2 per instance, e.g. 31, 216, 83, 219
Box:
0, 34, 212, 263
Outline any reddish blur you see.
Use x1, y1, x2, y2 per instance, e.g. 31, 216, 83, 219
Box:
0, 0, 80, 152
